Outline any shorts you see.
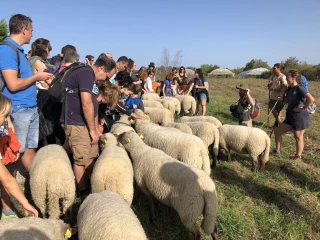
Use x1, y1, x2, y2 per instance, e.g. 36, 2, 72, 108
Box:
11, 107, 39, 153
64, 125, 99, 166
283, 110, 310, 130
269, 99, 283, 113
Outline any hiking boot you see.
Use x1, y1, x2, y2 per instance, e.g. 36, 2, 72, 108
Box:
1, 212, 19, 219
290, 154, 301, 160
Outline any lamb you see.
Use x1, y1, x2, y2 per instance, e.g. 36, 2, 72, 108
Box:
174, 95, 196, 115
157, 99, 176, 116
134, 120, 210, 175
160, 122, 193, 134
139, 107, 173, 123
178, 116, 222, 128
184, 121, 219, 168
142, 99, 164, 108
219, 124, 271, 171
118, 131, 218, 240
163, 97, 181, 114
0, 217, 71, 240
91, 133, 134, 205
110, 115, 135, 135
77, 191, 147, 240
30, 144, 75, 219
141, 92, 160, 101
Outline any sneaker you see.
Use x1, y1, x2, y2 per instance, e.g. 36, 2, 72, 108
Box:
1, 212, 19, 219
290, 154, 301, 160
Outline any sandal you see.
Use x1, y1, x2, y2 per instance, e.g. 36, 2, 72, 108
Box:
290, 154, 301, 160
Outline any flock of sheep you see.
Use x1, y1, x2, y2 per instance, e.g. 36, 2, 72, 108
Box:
0, 93, 271, 240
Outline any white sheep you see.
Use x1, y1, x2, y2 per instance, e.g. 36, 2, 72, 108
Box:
174, 95, 196, 115
142, 99, 164, 108
163, 97, 181, 114
91, 133, 134, 205
157, 99, 176, 116
219, 125, 271, 171
160, 122, 193, 134
184, 121, 219, 168
139, 107, 173, 123
134, 120, 210, 175
77, 190, 147, 240
30, 144, 75, 219
110, 115, 135, 135
118, 131, 218, 240
141, 92, 160, 101
0, 217, 72, 240
178, 116, 222, 128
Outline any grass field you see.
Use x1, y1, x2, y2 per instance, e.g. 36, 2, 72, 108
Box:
6, 77, 320, 240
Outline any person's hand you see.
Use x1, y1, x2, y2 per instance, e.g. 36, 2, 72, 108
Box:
85, 58, 90, 65
22, 201, 38, 217
195, 85, 199, 89
13, 151, 20, 160
246, 89, 250, 95
133, 104, 137, 109
293, 107, 304, 113
89, 129, 99, 144
35, 70, 54, 82
96, 127, 102, 137
267, 80, 273, 86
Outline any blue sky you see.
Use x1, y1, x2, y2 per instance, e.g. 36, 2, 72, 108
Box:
1, 0, 319, 69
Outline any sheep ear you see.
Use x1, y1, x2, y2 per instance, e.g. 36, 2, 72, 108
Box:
65, 229, 72, 238
127, 138, 131, 143
139, 134, 144, 139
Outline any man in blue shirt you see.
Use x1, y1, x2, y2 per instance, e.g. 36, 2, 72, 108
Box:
0, 14, 53, 172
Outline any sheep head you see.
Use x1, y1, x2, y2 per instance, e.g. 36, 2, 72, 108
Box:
99, 133, 118, 150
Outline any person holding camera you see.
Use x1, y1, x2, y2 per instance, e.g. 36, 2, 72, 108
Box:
233, 83, 255, 127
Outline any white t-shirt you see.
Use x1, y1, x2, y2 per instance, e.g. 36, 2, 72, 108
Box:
145, 77, 154, 92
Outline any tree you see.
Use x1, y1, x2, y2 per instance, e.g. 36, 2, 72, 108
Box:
212, 64, 220, 71
171, 49, 183, 68
283, 56, 299, 69
254, 59, 269, 69
157, 48, 183, 80
200, 64, 214, 75
243, 59, 255, 71
0, 19, 8, 41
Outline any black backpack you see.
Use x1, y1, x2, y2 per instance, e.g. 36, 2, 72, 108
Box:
0, 41, 21, 91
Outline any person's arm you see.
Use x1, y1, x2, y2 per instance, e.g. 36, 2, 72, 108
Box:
246, 89, 255, 107
1, 70, 53, 92
162, 82, 166, 97
0, 161, 38, 217
195, 81, 208, 90
293, 92, 315, 113
81, 92, 99, 144
187, 82, 194, 95
130, 112, 146, 120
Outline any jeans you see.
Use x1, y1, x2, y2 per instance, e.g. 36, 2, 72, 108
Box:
11, 107, 39, 153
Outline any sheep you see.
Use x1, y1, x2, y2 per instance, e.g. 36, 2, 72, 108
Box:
141, 92, 160, 101
91, 133, 134, 205
219, 124, 271, 171
160, 122, 193, 134
157, 99, 176, 116
178, 116, 222, 128
77, 191, 147, 240
163, 97, 181, 114
134, 120, 210, 175
142, 99, 164, 108
175, 95, 196, 115
138, 107, 173, 123
0, 217, 71, 240
30, 144, 76, 219
184, 121, 219, 168
118, 131, 218, 240
110, 115, 135, 136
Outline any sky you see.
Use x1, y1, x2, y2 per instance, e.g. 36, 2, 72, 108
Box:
1, 0, 320, 69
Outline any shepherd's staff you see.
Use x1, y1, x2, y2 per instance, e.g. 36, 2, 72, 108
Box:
269, 91, 287, 138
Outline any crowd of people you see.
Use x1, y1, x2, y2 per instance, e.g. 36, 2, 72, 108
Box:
0, 13, 316, 223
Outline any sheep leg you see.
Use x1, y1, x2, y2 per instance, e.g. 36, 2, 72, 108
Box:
251, 156, 258, 172
211, 224, 218, 240
148, 194, 156, 222
259, 155, 265, 171
225, 149, 231, 161
193, 230, 201, 240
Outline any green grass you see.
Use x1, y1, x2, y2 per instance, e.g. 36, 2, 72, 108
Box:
8, 77, 320, 240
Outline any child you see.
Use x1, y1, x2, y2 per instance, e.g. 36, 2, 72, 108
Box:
124, 84, 143, 113
162, 73, 174, 97
0, 93, 38, 219
171, 77, 180, 96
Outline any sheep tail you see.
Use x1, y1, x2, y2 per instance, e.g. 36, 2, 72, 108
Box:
201, 190, 218, 235
191, 98, 196, 115
261, 136, 271, 164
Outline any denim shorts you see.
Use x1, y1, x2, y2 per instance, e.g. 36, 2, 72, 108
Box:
11, 107, 39, 153
199, 93, 207, 100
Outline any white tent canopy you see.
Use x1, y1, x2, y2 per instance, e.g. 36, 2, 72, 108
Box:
239, 68, 270, 78
209, 68, 234, 76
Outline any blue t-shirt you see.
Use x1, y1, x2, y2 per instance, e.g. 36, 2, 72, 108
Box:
163, 80, 171, 89
124, 97, 141, 113
0, 37, 36, 113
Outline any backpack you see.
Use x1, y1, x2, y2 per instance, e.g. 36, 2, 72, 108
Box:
251, 99, 260, 119
300, 76, 316, 114
0, 41, 21, 91
47, 62, 86, 103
